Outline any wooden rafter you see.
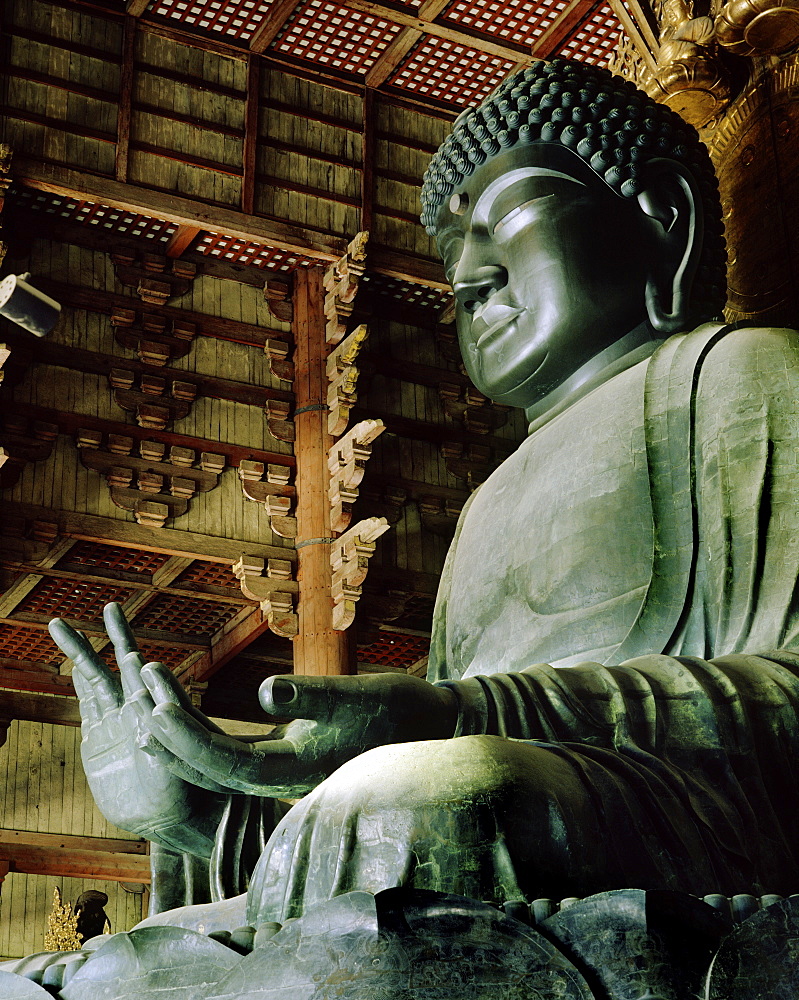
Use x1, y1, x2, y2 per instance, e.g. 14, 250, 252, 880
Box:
530, 0, 596, 58
125, 0, 150, 16
249, 0, 301, 53
364, 29, 422, 89
164, 224, 202, 258
116, 15, 137, 182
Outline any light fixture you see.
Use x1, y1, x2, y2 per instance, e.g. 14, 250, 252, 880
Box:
0, 272, 61, 337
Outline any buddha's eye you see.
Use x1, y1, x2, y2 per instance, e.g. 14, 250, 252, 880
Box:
492, 194, 555, 241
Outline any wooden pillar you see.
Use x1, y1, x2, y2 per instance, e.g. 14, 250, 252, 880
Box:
292, 268, 352, 676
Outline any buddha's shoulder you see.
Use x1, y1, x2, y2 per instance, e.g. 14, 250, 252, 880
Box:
695, 324, 799, 377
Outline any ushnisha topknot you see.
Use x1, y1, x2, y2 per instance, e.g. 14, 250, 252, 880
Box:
420, 58, 727, 322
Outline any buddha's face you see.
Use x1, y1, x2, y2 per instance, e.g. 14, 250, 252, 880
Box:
434, 143, 653, 408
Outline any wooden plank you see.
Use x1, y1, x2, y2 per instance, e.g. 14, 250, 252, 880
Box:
6, 846, 151, 883
3, 500, 298, 565
0, 829, 147, 855
3, 65, 117, 104
116, 16, 136, 182
241, 56, 260, 217
177, 608, 273, 684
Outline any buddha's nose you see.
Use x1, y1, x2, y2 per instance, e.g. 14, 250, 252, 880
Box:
453, 265, 507, 314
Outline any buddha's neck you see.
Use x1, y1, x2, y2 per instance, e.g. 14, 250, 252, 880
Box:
525, 322, 664, 435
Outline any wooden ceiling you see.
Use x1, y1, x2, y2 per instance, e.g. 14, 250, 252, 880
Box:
0, 0, 640, 723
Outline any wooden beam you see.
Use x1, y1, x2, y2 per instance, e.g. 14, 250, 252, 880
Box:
605, 0, 658, 71
360, 88, 376, 233
126, 0, 150, 14
365, 29, 421, 88
249, 0, 301, 53
242, 56, 260, 217
164, 225, 202, 258
3, 500, 298, 565
116, 16, 136, 182
531, 0, 595, 58
0, 666, 74, 697
5, 846, 151, 883
177, 608, 273, 684
13, 159, 345, 261
0, 690, 80, 726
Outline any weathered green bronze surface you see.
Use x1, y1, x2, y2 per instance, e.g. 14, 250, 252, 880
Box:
6, 58, 799, 998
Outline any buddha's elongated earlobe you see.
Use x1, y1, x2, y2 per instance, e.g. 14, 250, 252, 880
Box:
637, 159, 703, 333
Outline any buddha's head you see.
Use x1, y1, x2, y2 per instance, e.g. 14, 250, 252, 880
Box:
420, 59, 726, 408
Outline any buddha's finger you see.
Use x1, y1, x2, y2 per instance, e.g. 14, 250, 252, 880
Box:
258, 675, 351, 721
104, 604, 147, 698
151, 702, 302, 793
71, 665, 102, 725
50, 619, 122, 711
137, 733, 230, 793
142, 662, 227, 736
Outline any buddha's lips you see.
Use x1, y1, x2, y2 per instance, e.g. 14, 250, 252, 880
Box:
472, 304, 525, 346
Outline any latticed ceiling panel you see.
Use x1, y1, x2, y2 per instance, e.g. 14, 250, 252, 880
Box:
96, 640, 192, 673
60, 541, 172, 577
0, 625, 64, 665
134, 595, 242, 636
365, 273, 452, 311
196, 233, 316, 271
358, 630, 430, 668
175, 560, 243, 589
440, 0, 571, 47
387, 36, 517, 107
16, 579, 136, 623
12, 189, 179, 243
556, 1, 624, 64
272, 1, 403, 74
146, 0, 270, 42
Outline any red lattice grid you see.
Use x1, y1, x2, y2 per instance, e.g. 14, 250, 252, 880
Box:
272, 0, 402, 75
388, 36, 516, 107
16, 579, 136, 623
556, 1, 623, 65
147, 0, 269, 42
134, 595, 242, 636
175, 560, 241, 589
197, 233, 316, 272
358, 631, 430, 668
365, 273, 452, 311
0, 625, 64, 664
61, 541, 171, 577
12, 189, 179, 243
441, 0, 570, 46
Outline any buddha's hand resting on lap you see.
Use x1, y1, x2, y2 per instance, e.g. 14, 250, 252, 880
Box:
145, 659, 458, 799
49, 603, 227, 856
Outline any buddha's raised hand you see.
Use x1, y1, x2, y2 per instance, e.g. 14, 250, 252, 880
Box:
142, 666, 459, 799
49, 603, 226, 857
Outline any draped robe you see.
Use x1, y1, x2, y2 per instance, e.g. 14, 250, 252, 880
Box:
208, 325, 799, 925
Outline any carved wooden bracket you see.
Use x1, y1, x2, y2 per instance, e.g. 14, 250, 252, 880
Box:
265, 400, 294, 443
265, 339, 294, 383
435, 324, 463, 366
182, 678, 208, 709
238, 460, 297, 539
358, 484, 409, 525
264, 279, 293, 323
232, 555, 299, 638
110, 252, 197, 304
326, 324, 368, 437
323, 231, 368, 345
0, 514, 59, 565
328, 419, 385, 533
111, 307, 197, 366
419, 495, 464, 537
330, 516, 390, 630
0, 416, 58, 489
109, 369, 197, 430
438, 382, 510, 435
441, 441, 496, 489
76, 429, 224, 528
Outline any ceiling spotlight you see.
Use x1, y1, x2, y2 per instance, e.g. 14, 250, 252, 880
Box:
0, 272, 62, 337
